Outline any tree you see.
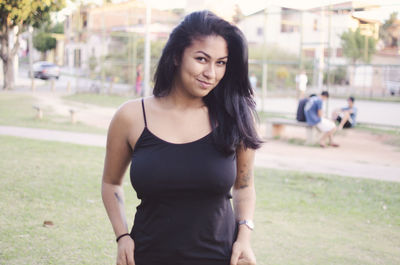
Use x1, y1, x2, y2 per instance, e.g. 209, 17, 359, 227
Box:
232, 4, 244, 24
340, 28, 377, 63
50, 22, 64, 34
0, 0, 65, 90
380, 12, 399, 48
103, 37, 166, 83
33, 31, 56, 59
33, 22, 63, 59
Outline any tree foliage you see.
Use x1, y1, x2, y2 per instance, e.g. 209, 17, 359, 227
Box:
33, 31, 56, 53
32, 21, 63, 54
232, 4, 244, 24
0, 0, 65, 29
0, 0, 65, 89
103, 37, 167, 83
50, 22, 64, 34
379, 12, 399, 48
340, 28, 377, 63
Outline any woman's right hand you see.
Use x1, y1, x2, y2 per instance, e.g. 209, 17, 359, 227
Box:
116, 236, 135, 265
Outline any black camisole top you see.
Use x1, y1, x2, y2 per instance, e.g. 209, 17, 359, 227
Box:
129, 99, 238, 265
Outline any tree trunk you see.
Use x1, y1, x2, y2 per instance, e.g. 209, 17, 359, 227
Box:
3, 58, 14, 90
1, 25, 20, 90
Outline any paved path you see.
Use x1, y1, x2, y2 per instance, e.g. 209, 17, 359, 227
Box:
1, 125, 400, 183
0, 126, 106, 147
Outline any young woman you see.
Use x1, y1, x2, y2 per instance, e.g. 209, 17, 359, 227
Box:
102, 11, 262, 265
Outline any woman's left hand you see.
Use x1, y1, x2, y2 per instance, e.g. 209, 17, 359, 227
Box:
230, 239, 256, 265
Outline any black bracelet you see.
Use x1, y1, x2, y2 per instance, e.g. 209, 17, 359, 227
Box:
116, 233, 131, 243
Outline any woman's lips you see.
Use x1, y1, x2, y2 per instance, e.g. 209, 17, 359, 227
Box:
197, 79, 213, 89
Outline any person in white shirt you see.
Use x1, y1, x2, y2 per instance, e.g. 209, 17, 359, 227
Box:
295, 70, 308, 99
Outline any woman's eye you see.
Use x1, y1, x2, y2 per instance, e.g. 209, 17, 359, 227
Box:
196, 57, 207, 63
217, 61, 227, 66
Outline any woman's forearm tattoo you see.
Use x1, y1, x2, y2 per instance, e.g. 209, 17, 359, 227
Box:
114, 192, 128, 229
237, 169, 251, 189
114, 192, 123, 205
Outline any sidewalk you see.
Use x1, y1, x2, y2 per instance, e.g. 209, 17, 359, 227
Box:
0, 125, 106, 147
1, 125, 399, 183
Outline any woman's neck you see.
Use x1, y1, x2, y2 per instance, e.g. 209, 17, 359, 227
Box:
162, 86, 205, 110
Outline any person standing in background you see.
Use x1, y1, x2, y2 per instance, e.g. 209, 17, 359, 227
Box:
295, 69, 308, 99
135, 64, 143, 96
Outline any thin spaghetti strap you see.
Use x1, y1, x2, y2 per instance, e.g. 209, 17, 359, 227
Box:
141, 98, 148, 127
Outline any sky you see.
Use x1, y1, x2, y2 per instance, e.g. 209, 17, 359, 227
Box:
64, 0, 400, 22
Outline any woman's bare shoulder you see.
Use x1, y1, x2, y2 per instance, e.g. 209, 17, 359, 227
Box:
109, 98, 148, 148
109, 98, 145, 134
113, 98, 143, 122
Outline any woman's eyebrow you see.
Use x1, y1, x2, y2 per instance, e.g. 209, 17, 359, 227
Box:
195, 51, 228, 60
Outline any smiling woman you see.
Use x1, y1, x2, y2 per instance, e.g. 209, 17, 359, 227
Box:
173, 35, 228, 98
102, 10, 262, 265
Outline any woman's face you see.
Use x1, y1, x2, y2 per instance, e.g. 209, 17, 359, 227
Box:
174, 35, 228, 98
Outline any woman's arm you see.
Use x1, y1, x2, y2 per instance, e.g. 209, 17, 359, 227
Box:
230, 145, 256, 265
102, 106, 136, 265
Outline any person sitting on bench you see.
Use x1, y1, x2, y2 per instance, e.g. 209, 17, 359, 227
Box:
296, 94, 316, 122
304, 91, 339, 148
332, 96, 357, 130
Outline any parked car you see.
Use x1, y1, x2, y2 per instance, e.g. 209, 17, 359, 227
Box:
32, 61, 60, 80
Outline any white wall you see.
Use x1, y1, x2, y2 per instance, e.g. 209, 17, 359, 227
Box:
238, 7, 357, 62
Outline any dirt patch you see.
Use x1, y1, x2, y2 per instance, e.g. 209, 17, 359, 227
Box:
32, 93, 115, 129
256, 125, 400, 182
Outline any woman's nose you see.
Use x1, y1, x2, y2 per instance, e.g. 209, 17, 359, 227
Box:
203, 63, 216, 79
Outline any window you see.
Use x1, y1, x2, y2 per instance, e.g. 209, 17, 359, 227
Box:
82, 13, 88, 28
303, 48, 315, 58
281, 24, 299, 33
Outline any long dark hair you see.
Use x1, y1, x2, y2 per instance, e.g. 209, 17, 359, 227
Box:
153, 10, 262, 154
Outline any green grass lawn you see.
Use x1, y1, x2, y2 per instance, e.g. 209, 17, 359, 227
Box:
0, 135, 399, 264
62, 93, 134, 108
0, 93, 106, 134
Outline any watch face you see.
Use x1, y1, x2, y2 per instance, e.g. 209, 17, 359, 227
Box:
246, 220, 255, 229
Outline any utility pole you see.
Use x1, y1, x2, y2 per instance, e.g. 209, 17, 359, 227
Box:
299, 10, 304, 70
100, 6, 106, 94
143, 2, 151, 96
132, 33, 137, 96
261, 6, 269, 112
317, 6, 326, 90
364, 34, 369, 62
326, 2, 332, 117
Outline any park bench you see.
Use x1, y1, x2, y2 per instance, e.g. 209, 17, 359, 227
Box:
266, 118, 317, 144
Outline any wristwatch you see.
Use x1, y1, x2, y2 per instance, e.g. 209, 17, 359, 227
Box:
238, 219, 254, 230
